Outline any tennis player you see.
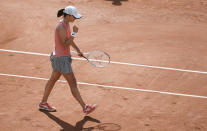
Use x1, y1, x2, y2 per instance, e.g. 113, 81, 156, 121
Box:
38, 6, 97, 115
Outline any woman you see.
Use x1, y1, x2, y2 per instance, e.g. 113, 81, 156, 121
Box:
38, 6, 97, 115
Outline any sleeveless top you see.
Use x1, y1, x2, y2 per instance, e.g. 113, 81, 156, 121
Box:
54, 20, 71, 57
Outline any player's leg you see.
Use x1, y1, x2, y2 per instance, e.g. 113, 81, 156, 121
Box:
41, 71, 61, 102
63, 72, 97, 115
63, 72, 85, 108
39, 71, 61, 111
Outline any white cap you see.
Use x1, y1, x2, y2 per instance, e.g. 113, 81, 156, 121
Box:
63, 6, 82, 19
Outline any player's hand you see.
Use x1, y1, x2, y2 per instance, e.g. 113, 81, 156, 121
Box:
73, 25, 79, 33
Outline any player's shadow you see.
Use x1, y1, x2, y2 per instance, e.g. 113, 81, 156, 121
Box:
105, 0, 128, 6
40, 110, 100, 131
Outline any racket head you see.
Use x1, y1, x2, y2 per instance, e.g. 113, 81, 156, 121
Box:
85, 50, 110, 68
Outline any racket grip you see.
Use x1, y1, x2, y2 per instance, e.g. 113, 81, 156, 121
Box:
82, 55, 89, 61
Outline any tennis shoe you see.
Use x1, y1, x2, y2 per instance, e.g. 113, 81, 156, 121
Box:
83, 104, 97, 115
38, 102, 56, 112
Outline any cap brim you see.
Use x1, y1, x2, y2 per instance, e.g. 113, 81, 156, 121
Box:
74, 13, 82, 19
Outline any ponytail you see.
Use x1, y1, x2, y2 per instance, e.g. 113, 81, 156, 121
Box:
57, 9, 64, 17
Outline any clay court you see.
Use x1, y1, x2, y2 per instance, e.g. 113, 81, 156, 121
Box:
1, 0, 207, 131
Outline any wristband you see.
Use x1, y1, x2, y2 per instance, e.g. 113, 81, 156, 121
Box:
71, 32, 76, 37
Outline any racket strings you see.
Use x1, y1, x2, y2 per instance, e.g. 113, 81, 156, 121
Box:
87, 51, 110, 67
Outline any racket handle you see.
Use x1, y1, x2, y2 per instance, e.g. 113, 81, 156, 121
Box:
82, 55, 89, 61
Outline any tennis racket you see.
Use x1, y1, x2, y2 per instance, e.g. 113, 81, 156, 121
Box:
82, 50, 110, 68
71, 50, 110, 68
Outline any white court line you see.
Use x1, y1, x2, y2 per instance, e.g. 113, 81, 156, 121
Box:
1, 49, 207, 74
0, 73, 207, 99
0, 49, 90, 61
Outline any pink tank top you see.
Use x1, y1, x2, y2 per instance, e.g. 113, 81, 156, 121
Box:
54, 20, 71, 57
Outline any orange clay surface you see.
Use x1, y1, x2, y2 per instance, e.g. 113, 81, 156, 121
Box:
0, 0, 207, 131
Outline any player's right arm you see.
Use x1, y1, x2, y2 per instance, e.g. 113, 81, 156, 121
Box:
56, 24, 75, 48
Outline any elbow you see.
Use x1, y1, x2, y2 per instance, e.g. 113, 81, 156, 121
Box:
63, 44, 67, 48
63, 41, 72, 48
63, 43, 68, 48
